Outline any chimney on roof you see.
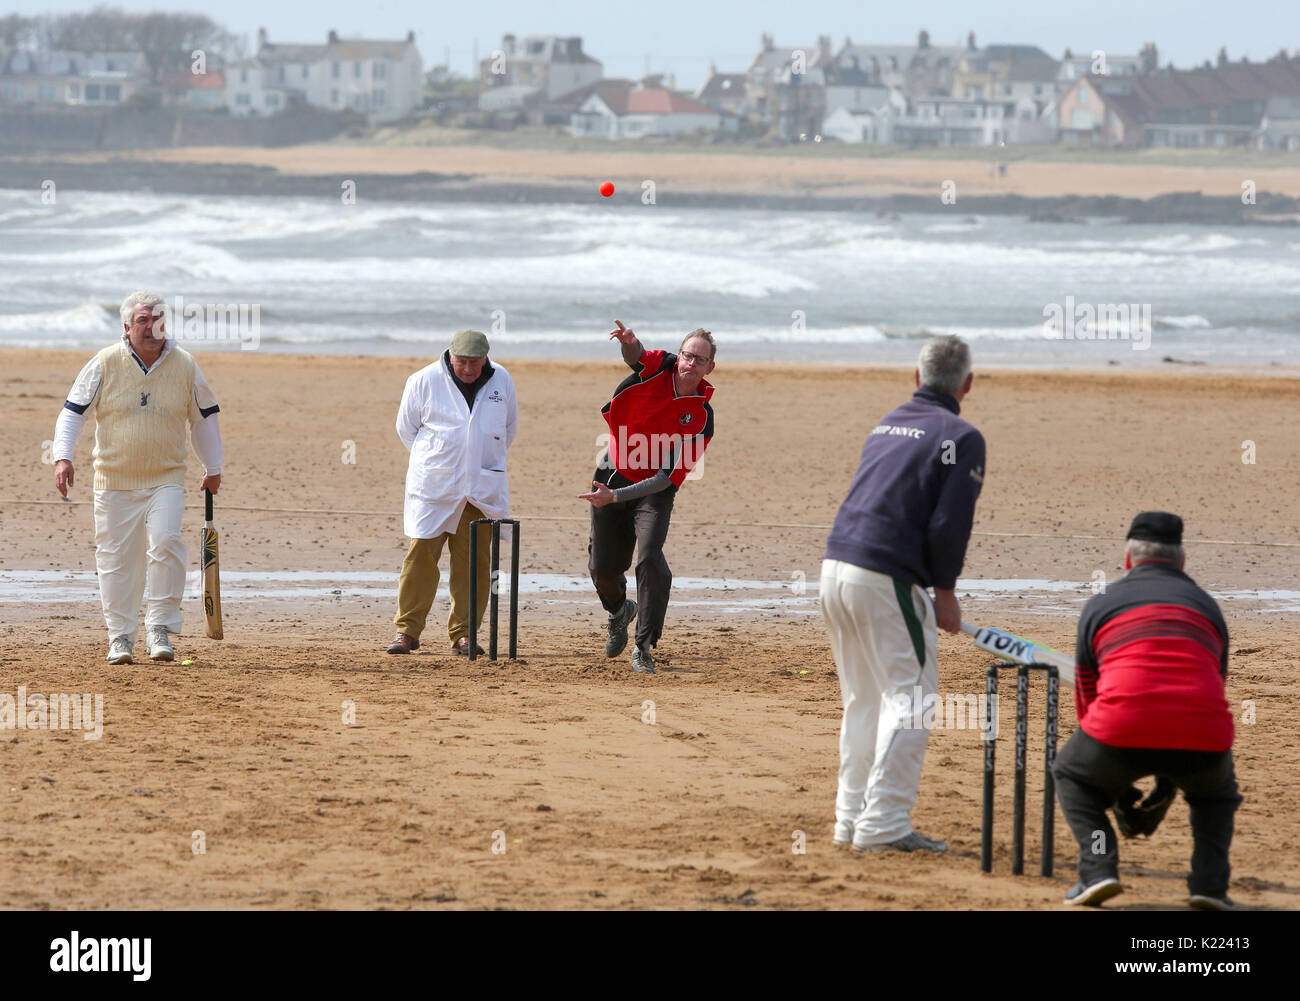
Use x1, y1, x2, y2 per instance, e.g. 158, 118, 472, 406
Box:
503, 33, 515, 56
761, 32, 773, 52
257, 27, 267, 51
1140, 43, 1158, 74
818, 35, 832, 63
918, 29, 930, 50
1217, 46, 1228, 67
328, 29, 339, 45
407, 30, 414, 43
967, 30, 976, 51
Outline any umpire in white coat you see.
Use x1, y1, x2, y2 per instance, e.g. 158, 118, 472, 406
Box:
387, 329, 518, 656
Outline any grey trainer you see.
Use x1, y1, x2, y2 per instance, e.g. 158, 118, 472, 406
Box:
147, 626, 174, 662
106, 635, 134, 665
1065, 877, 1124, 907
854, 831, 948, 854
605, 599, 636, 658
631, 644, 655, 675
1189, 892, 1235, 911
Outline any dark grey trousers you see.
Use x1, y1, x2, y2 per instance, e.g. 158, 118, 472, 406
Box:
587, 469, 676, 651
1052, 727, 1241, 896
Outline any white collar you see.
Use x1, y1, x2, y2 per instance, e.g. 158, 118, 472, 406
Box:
121, 332, 171, 373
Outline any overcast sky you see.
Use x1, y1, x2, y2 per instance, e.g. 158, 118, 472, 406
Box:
23, 0, 1300, 89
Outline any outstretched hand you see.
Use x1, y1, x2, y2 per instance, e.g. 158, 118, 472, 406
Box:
609, 320, 637, 345
578, 481, 616, 508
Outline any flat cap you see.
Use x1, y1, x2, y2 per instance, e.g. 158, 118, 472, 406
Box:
1126, 511, 1183, 546
449, 329, 490, 358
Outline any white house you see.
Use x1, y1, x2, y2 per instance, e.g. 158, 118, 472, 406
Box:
572, 86, 721, 139
227, 28, 424, 122
886, 95, 1013, 146
480, 34, 602, 109
823, 105, 894, 143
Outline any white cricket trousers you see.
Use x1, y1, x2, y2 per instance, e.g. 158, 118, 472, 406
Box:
820, 559, 938, 846
93, 484, 187, 640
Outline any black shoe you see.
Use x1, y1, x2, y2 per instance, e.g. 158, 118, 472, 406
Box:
605, 599, 636, 658
1064, 877, 1123, 907
631, 644, 655, 674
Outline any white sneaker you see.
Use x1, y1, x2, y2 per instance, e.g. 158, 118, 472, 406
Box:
106, 635, 134, 664
833, 821, 854, 847
147, 626, 174, 662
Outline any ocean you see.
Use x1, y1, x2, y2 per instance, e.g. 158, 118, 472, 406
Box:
2, 188, 1297, 366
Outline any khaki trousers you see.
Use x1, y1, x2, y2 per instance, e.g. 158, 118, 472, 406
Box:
394, 502, 492, 645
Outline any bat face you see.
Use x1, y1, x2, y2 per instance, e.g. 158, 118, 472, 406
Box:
962, 622, 1075, 686
202, 524, 223, 640
969, 626, 1041, 665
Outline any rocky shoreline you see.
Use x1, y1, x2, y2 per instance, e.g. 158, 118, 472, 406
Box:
2, 157, 1297, 224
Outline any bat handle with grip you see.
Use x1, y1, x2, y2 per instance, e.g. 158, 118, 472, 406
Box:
205, 488, 213, 523
959, 622, 980, 638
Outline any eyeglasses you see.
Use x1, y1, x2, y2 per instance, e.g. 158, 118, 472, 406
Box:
679, 350, 711, 366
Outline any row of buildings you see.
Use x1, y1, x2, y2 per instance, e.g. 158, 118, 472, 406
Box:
0, 28, 425, 124
2, 26, 1300, 150
479, 31, 1300, 150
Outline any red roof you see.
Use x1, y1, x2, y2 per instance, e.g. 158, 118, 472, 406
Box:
610, 88, 715, 115
163, 69, 226, 90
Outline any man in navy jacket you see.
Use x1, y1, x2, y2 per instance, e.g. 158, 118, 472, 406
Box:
821, 335, 985, 853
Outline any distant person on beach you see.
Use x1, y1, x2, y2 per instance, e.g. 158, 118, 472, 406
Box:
578, 321, 716, 675
388, 330, 518, 657
820, 335, 985, 853
52, 290, 224, 664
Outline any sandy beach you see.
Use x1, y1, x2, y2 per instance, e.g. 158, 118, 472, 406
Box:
1, 349, 1296, 909
51, 141, 1300, 202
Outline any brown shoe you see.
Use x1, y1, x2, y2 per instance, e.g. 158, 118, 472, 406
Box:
387, 633, 420, 654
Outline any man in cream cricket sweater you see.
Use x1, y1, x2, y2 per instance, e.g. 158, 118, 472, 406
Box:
52, 290, 224, 664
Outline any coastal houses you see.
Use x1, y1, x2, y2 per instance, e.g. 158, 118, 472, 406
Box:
479, 34, 603, 124
0, 49, 148, 106
1058, 56, 1300, 148
226, 28, 424, 123
571, 82, 722, 138
694, 69, 748, 118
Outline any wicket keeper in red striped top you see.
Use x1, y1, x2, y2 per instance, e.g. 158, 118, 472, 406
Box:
1052, 511, 1241, 909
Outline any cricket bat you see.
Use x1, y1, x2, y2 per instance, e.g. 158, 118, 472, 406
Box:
201, 488, 223, 640
960, 622, 1074, 687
